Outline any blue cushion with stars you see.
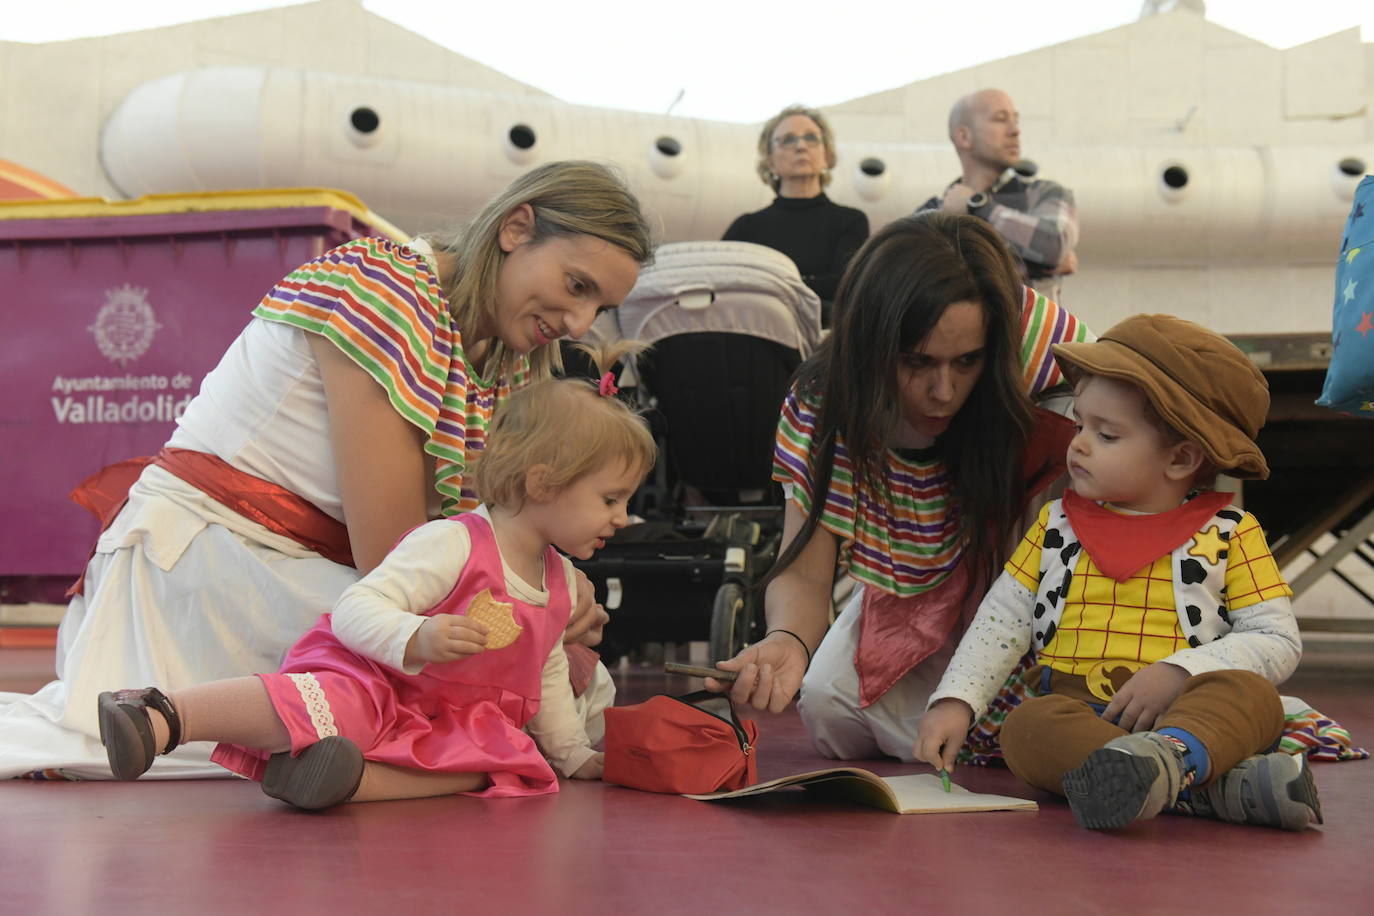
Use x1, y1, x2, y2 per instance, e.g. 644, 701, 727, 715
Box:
1318, 175, 1374, 419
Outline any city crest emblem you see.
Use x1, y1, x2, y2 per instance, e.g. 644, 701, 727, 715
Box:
89, 284, 161, 366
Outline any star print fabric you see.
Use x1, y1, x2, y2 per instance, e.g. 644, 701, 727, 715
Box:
1318, 175, 1374, 417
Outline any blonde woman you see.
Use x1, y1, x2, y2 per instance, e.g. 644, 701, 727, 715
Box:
0, 161, 652, 780
723, 104, 869, 323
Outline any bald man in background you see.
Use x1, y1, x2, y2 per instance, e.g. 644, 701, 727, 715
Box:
918, 88, 1079, 301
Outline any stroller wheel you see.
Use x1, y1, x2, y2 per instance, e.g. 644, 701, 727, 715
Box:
709, 582, 750, 664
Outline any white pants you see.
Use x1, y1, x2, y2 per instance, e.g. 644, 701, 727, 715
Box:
798, 585, 967, 762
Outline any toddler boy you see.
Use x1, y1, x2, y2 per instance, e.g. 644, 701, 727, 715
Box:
915, 314, 1320, 830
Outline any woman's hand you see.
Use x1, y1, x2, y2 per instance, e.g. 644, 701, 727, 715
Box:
403, 614, 488, 668
706, 501, 836, 713
710, 632, 809, 713
913, 698, 974, 772
563, 568, 609, 647
570, 752, 605, 780
1101, 661, 1189, 732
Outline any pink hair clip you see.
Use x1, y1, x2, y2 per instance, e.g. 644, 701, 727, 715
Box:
598, 371, 619, 397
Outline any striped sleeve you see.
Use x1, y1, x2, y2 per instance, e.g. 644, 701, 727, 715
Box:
771, 387, 964, 596
439, 359, 527, 515
252, 237, 453, 439
1017, 286, 1093, 395
772, 388, 858, 543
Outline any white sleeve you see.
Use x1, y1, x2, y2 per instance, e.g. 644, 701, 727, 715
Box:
330, 521, 472, 674
927, 571, 1038, 719
1162, 596, 1302, 684
525, 558, 596, 777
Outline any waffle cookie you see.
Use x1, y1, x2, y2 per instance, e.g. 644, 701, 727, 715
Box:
466, 589, 523, 649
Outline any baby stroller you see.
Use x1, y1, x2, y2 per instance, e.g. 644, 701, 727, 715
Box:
572, 241, 822, 662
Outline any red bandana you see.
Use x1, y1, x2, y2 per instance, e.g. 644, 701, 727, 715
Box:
1061, 489, 1235, 582
856, 561, 973, 707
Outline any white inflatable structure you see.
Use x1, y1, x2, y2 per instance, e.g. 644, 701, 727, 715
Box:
3, 0, 1372, 332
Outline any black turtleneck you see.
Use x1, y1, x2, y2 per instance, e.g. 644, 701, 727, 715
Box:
722, 193, 869, 315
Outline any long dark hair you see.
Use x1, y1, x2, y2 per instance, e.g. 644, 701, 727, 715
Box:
762, 211, 1036, 595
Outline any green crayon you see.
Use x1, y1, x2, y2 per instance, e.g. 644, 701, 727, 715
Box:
939, 768, 952, 793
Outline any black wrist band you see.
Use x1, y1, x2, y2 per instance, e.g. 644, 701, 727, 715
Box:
767, 628, 812, 669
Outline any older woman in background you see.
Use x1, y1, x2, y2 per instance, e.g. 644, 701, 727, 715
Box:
723, 105, 869, 325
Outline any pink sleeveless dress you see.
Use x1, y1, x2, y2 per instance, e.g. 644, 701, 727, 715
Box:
211, 513, 571, 797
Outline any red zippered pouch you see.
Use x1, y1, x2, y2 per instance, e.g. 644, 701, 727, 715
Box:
603, 690, 759, 794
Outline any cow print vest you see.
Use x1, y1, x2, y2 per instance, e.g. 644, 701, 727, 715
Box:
1031, 498, 1246, 652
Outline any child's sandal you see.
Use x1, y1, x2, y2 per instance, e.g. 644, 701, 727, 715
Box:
262, 735, 364, 811
96, 687, 183, 780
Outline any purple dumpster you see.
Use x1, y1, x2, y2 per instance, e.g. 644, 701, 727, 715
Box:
0, 189, 405, 602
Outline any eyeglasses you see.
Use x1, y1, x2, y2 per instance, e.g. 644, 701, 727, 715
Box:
771, 132, 823, 150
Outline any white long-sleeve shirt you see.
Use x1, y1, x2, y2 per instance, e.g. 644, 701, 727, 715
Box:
330, 505, 595, 777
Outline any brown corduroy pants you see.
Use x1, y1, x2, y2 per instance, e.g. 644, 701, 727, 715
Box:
999, 667, 1285, 795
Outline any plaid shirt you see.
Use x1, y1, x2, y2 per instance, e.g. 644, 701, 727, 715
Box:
919, 169, 1078, 280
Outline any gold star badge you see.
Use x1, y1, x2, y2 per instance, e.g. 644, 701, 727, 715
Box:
1188, 525, 1228, 565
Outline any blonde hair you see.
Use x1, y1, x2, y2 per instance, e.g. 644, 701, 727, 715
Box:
471, 341, 658, 510
755, 104, 838, 191
426, 161, 654, 383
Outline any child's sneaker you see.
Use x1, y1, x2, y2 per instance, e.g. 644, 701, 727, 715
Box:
1062, 731, 1186, 829
262, 736, 364, 810
1181, 752, 1323, 830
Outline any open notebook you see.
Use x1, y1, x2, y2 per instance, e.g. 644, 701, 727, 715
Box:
685, 767, 1038, 815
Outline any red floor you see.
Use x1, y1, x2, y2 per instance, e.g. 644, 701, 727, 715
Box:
2, 646, 1371, 915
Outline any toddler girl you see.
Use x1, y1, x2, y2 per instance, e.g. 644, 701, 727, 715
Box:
97, 352, 654, 809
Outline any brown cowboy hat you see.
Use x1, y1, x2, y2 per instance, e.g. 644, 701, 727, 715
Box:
1052, 314, 1270, 479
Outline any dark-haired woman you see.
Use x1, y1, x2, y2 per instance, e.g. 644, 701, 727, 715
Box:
714, 211, 1091, 760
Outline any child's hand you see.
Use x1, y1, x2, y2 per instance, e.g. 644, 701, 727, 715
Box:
570, 752, 604, 780
1101, 661, 1189, 732
913, 698, 974, 772
404, 613, 488, 667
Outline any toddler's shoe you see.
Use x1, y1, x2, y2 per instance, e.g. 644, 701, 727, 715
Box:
1182, 752, 1322, 831
97, 687, 182, 780
1062, 731, 1185, 829
262, 735, 364, 811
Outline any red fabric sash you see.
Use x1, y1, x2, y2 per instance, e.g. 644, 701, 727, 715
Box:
67, 449, 601, 698
853, 407, 1076, 707
68, 448, 354, 595
856, 561, 972, 707
1062, 488, 1234, 582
